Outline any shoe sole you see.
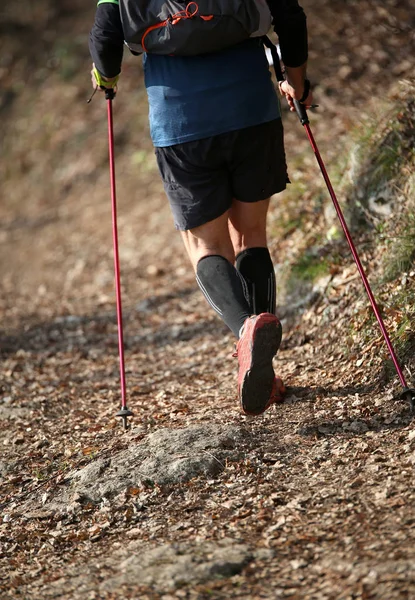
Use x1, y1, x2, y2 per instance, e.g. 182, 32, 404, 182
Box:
240, 318, 282, 416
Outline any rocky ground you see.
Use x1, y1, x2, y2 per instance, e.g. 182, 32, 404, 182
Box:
1, 0, 415, 598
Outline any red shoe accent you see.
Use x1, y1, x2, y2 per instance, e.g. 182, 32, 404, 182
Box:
271, 376, 286, 405
235, 313, 282, 416
258, 376, 286, 413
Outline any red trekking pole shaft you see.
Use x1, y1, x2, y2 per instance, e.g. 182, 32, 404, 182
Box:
265, 38, 414, 409
105, 89, 133, 429
293, 100, 414, 407
296, 102, 407, 384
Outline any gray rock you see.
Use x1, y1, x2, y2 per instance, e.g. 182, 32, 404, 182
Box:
54, 424, 248, 505
102, 539, 253, 592
367, 184, 394, 216
348, 420, 369, 434
0, 405, 31, 420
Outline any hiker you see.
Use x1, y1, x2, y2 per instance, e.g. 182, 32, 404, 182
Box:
89, 0, 312, 416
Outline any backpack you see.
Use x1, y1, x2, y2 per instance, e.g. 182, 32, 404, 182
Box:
119, 0, 273, 55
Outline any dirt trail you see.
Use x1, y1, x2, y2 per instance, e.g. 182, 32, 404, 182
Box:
1, 1, 414, 598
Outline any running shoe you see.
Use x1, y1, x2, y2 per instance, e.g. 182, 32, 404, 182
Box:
235, 313, 283, 415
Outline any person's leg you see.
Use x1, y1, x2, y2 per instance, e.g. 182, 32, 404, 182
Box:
228, 198, 277, 315
183, 209, 284, 414
156, 137, 255, 339
155, 128, 285, 415
226, 118, 288, 317
224, 119, 289, 413
181, 211, 251, 338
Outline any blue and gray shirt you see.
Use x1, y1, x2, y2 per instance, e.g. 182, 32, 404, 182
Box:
89, 0, 308, 147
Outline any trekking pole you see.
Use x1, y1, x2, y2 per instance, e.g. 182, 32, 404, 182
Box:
105, 88, 134, 429
264, 38, 415, 411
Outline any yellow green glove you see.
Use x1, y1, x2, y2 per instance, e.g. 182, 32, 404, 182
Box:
93, 67, 119, 89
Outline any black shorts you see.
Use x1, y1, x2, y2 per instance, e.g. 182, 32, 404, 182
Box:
155, 119, 289, 231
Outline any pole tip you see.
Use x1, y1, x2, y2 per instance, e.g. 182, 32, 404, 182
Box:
400, 388, 415, 413
116, 407, 133, 430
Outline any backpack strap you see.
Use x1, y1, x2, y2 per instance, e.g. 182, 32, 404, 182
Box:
262, 35, 284, 82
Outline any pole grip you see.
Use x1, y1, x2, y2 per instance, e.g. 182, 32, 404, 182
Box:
294, 99, 309, 125
262, 36, 310, 126
105, 88, 116, 101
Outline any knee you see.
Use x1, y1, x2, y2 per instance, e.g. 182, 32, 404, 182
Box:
229, 198, 269, 254
232, 225, 267, 256
194, 243, 235, 268
182, 228, 235, 270
240, 217, 267, 240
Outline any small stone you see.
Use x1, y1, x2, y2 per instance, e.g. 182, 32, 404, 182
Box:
290, 559, 307, 570
349, 420, 369, 433
34, 439, 50, 450
126, 528, 142, 539
146, 265, 162, 277
254, 549, 275, 561
362, 569, 378, 584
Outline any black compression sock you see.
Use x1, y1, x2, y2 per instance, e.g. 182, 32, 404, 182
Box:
196, 255, 251, 338
235, 247, 276, 315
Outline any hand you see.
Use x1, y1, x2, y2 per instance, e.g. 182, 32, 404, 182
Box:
91, 64, 119, 92
279, 79, 313, 112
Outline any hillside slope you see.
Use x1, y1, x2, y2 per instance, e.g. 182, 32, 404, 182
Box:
1, 1, 414, 598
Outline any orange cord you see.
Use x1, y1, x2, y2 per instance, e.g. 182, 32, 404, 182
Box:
142, 20, 170, 52
171, 1, 199, 24
142, 2, 214, 52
